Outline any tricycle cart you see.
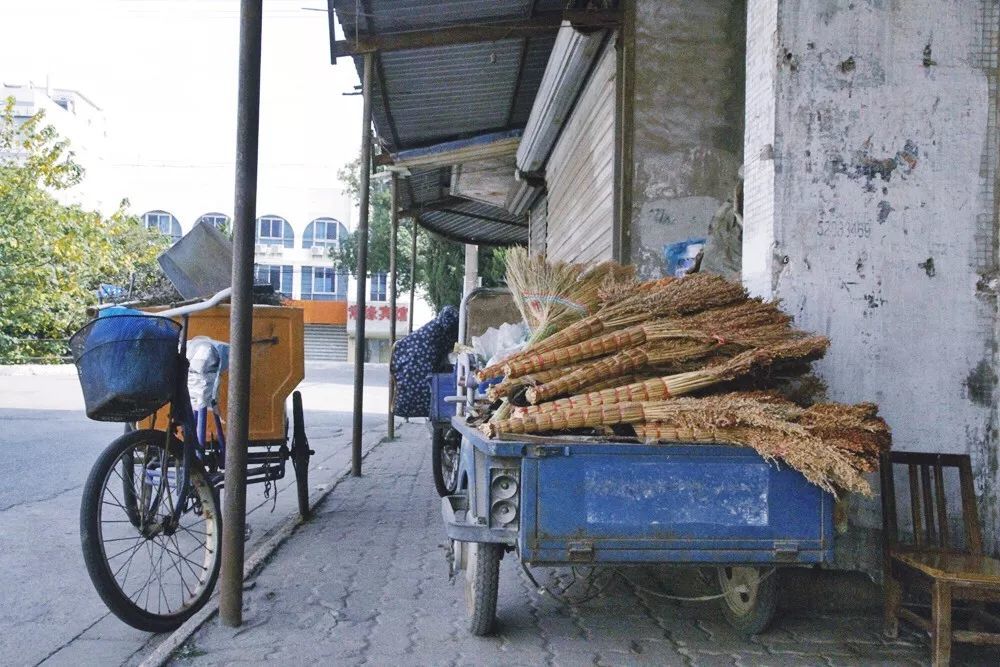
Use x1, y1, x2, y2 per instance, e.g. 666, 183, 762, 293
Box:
442, 417, 835, 636
427, 370, 462, 496
72, 292, 313, 632
428, 287, 523, 497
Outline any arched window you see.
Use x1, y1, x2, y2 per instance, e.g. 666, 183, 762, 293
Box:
142, 210, 182, 243
196, 212, 230, 230
256, 215, 294, 248
302, 217, 348, 249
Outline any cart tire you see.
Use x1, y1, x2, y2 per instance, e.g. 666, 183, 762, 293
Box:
717, 566, 777, 636
290, 391, 312, 520
431, 427, 460, 497
464, 541, 502, 636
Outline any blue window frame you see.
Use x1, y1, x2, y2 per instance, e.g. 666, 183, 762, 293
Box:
143, 210, 182, 243
256, 215, 294, 248
302, 217, 347, 249
301, 266, 349, 301
254, 264, 292, 296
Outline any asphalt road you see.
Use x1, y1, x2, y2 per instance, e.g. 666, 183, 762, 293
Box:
0, 362, 398, 666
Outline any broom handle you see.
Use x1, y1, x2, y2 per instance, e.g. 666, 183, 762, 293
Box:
526, 348, 649, 404
504, 325, 647, 378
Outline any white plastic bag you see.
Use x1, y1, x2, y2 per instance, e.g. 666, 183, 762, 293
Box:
186, 336, 230, 410
472, 321, 529, 371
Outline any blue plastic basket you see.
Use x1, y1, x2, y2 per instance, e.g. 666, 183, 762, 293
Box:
69, 315, 182, 422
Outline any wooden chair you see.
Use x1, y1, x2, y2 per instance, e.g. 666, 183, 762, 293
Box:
880, 451, 1000, 666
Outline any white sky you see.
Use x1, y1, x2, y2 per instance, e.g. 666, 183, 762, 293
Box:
0, 0, 362, 223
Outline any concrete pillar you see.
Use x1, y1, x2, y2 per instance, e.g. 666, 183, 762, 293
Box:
744, 0, 1000, 561
627, 0, 747, 278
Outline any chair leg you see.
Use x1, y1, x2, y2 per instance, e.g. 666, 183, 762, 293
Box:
931, 580, 952, 667
884, 574, 902, 639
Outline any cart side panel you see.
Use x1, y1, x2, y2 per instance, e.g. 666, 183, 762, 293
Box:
520, 445, 833, 565
140, 304, 304, 442
428, 371, 457, 422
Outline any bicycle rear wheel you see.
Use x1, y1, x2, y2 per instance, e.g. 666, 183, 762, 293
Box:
80, 429, 221, 632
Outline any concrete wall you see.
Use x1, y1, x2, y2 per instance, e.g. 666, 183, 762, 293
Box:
744, 0, 1000, 561
628, 0, 746, 278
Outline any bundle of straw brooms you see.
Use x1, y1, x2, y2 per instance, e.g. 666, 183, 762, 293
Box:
478, 264, 891, 496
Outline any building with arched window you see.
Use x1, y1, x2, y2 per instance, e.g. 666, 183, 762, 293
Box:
302, 217, 348, 249
142, 210, 182, 243
255, 214, 294, 248
124, 204, 421, 361
196, 212, 230, 230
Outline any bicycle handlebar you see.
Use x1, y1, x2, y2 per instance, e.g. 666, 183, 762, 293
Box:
157, 287, 233, 318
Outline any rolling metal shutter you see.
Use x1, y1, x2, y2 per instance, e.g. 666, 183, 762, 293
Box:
545, 43, 615, 265
528, 194, 548, 256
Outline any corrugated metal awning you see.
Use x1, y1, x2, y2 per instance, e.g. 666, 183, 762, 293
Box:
328, 0, 616, 245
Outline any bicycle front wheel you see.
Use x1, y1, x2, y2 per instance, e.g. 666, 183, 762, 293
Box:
80, 429, 221, 632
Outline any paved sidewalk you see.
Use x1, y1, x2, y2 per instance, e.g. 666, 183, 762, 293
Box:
173, 423, 989, 666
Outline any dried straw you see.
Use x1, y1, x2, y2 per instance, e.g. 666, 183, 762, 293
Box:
505, 248, 585, 340
503, 250, 635, 349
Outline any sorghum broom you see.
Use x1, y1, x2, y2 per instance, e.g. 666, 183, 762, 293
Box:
485, 359, 596, 402
503, 299, 791, 378
524, 323, 802, 404
515, 336, 830, 416
477, 273, 749, 380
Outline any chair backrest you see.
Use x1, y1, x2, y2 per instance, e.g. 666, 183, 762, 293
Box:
880, 451, 983, 556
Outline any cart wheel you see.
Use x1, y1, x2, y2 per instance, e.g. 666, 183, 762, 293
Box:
464, 541, 502, 636
432, 427, 461, 497
717, 566, 777, 636
290, 391, 312, 520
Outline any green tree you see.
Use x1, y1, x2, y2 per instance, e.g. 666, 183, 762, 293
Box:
0, 97, 167, 362
332, 158, 507, 313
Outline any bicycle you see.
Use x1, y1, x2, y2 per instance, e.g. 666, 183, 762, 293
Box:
70, 288, 312, 632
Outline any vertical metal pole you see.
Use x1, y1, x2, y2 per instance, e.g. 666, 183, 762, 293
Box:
464, 243, 479, 295
409, 215, 417, 333
387, 172, 398, 439
219, 0, 262, 629
352, 52, 375, 477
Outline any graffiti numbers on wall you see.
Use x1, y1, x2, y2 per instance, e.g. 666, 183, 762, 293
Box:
816, 219, 872, 239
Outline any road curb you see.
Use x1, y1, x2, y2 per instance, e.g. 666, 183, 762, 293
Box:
138, 428, 391, 667
0, 364, 76, 376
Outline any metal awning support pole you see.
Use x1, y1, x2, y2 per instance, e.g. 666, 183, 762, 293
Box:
464, 243, 479, 296
219, 0, 262, 628
409, 216, 417, 333
352, 52, 375, 477
458, 243, 478, 344
387, 171, 398, 439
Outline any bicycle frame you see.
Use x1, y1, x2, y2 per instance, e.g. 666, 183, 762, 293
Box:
153, 314, 227, 527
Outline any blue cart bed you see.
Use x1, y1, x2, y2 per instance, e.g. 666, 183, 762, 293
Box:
444, 417, 834, 567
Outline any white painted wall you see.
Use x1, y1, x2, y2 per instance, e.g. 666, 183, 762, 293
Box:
745, 0, 1000, 558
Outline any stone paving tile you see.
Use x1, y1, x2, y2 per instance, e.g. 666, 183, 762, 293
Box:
175, 423, 998, 667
